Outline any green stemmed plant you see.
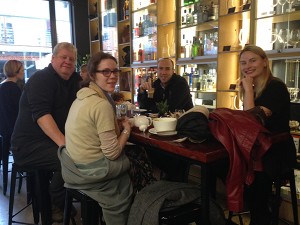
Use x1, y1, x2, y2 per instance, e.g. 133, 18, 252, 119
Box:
156, 100, 169, 117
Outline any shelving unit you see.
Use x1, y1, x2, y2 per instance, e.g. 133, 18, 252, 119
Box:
87, 0, 300, 109
176, 0, 219, 109
88, 0, 100, 55
117, 0, 132, 100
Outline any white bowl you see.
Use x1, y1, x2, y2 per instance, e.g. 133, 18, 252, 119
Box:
153, 117, 177, 133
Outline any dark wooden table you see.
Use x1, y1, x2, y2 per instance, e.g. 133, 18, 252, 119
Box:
129, 127, 228, 225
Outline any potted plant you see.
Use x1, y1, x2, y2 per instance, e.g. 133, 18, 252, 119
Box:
156, 100, 169, 117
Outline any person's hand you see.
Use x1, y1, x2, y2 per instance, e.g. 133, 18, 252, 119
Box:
240, 75, 254, 92
139, 81, 152, 93
122, 116, 133, 131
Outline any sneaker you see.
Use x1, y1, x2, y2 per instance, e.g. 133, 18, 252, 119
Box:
51, 205, 64, 223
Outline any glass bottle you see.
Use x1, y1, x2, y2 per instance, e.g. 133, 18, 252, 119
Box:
192, 69, 199, 91
184, 40, 191, 58
186, 7, 194, 25
182, 9, 187, 26
138, 43, 144, 63
138, 17, 143, 37
123, 0, 129, 20
192, 36, 200, 57
142, 14, 149, 36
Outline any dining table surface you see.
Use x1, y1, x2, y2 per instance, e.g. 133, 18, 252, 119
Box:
128, 126, 228, 225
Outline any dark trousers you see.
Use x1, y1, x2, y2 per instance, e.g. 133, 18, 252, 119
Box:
211, 158, 272, 225
245, 171, 272, 225
12, 142, 65, 209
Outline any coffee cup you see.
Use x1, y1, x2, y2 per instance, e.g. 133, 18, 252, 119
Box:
153, 117, 177, 133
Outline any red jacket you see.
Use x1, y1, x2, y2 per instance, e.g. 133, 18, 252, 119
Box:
209, 108, 272, 212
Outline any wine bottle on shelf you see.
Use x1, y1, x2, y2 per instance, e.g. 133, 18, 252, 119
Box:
180, 35, 186, 58
123, 0, 129, 20
138, 43, 144, 63
186, 7, 194, 25
184, 40, 191, 58
138, 17, 143, 37
192, 36, 201, 57
182, 9, 187, 26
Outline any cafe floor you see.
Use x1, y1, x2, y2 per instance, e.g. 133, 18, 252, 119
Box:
0, 162, 294, 225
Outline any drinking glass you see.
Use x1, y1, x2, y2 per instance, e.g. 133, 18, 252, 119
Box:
289, 29, 300, 48
278, 0, 287, 14
287, 0, 295, 12
116, 104, 128, 119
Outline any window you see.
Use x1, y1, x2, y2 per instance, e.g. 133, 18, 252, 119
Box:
0, 0, 73, 82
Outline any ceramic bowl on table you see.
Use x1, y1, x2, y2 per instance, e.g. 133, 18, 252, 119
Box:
153, 117, 177, 133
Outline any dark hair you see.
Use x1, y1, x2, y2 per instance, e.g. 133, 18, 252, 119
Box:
81, 52, 118, 87
111, 92, 124, 102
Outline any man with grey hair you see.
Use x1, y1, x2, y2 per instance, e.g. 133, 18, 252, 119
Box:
11, 42, 81, 222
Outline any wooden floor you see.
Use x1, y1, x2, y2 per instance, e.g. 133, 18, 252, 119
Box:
0, 162, 294, 225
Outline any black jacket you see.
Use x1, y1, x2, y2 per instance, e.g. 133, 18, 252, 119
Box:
137, 74, 193, 113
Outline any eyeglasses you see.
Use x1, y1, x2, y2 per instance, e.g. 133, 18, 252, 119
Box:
96, 69, 121, 77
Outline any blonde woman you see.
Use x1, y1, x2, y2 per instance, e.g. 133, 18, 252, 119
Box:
0, 60, 24, 194
239, 45, 296, 225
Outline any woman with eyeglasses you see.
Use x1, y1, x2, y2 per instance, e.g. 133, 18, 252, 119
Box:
60, 52, 133, 225
0, 60, 24, 194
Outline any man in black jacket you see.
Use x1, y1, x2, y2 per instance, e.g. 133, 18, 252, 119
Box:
137, 58, 193, 182
11, 42, 80, 222
138, 57, 193, 113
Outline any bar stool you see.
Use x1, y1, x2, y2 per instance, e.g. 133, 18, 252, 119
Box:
8, 163, 53, 225
226, 168, 299, 225
64, 188, 220, 225
272, 169, 298, 225
64, 188, 102, 225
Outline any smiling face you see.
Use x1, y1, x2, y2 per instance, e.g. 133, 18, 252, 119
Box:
51, 48, 76, 80
157, 58, 174, 86
93, 59, 118, 93
239, 50, 267, 79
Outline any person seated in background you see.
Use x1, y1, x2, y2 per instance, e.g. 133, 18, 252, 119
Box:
111, 91, 136, 110
138, 57, 193, 113
0, 60, 24, 194
239, 45, 296, 225
11, 42, 81, 222
210, 45, 296, 225
79, 63, 88, 81
138, 58, 194, 182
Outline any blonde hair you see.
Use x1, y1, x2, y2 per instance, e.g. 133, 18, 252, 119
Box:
239, 45, 273, 99
3, 60, 23, 78
52, 42, 77, 61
